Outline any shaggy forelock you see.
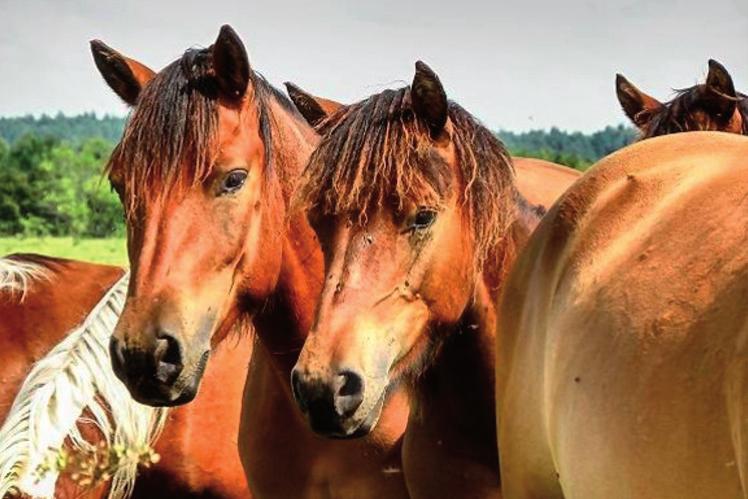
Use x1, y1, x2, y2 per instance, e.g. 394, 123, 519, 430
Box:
108, 48, 219, 212
296, 85, 516, 269
107, 46, 298, 213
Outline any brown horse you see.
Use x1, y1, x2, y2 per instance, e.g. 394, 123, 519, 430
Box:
497, 131, 748, 498
616, 59, 747, 138
96, 25, 412, 498
0, 253, 252, 498
288, 61, 545, 498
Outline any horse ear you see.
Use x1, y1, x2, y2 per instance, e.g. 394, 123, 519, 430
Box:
702, 59, 737, 119
615, 74, 662, 128
90, 40, 155, 106
411, 61, 448, 137
212, 25, 251, 100
285, 82, 344, 127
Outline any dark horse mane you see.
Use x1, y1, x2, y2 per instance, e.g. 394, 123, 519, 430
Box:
638, 85, 748, 138
108, 46, 301, 212
296, 86, 517, 270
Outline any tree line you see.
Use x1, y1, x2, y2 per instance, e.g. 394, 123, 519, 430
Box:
499, 124, 636, 170
0, 134, 122, 237
0, 114, 636, 237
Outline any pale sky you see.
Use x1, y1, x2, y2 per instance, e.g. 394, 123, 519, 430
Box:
1, 0, 746, 132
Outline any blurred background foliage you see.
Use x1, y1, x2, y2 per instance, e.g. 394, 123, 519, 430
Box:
0, 113, 635, 247
0, 131, 121, 237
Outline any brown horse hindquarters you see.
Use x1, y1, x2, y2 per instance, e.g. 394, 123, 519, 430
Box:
498, 131, 748, 499
0, 256, 121, 498
0, 255, 124, 413
0, 255, 251, 498
512, 157, 581, 210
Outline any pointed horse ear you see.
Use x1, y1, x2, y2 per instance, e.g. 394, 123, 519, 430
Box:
285, 82, 344, 128
90, 40, 155, 106
615, 73, 663, 129
411, 61, 448, 138
212, 24, 251, 101
702, 59, 737, 120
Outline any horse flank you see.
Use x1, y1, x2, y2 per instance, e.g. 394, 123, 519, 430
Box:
0, 271, 168, 499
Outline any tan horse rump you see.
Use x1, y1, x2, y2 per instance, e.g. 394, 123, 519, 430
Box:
498, 131, 748, 498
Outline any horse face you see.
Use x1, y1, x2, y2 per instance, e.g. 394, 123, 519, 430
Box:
293, 191, 473, 437
112, 107, 279, 407
94, 26, 282, 406
291, 62, 477, 437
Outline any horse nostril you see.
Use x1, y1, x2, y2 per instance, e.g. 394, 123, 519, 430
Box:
109, 336, 127, 379
156, 332, 182, 365
290, 368, 308, 413
154, 332, 183, 384
334, 370, 364, 417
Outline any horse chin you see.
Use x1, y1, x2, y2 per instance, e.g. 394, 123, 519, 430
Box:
128, 377, 200, 407
331, 389, 387, 440
129, 355, 208, 407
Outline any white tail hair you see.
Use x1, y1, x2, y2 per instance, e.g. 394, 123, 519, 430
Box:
0, 270, 169, 498
0, 256, 51, 298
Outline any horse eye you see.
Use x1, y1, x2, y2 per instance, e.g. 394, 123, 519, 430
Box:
413, 208, 437, 229
220, 169, 248, 195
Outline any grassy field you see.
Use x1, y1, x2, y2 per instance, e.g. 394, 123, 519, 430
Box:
0, 237, 127, 266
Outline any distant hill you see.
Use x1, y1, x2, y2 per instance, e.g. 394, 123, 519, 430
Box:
0, 113, 637, 168
0, 113, 125, 144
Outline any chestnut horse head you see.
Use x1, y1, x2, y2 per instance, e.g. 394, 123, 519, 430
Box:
92, 25, 314, 406
616, 59, 747, 138
289, 62, 519, 437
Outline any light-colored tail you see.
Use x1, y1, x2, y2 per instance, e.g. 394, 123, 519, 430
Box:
0, 271, 169, 498
0, 257, 50, 298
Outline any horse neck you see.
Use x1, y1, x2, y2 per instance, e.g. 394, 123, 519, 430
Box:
250, 97, 324, 375
252, 213, 323, 374
264, 96, 319, 203
409, 187, 539, 447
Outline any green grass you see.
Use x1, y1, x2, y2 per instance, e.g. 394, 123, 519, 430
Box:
0, 237, 127, 266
